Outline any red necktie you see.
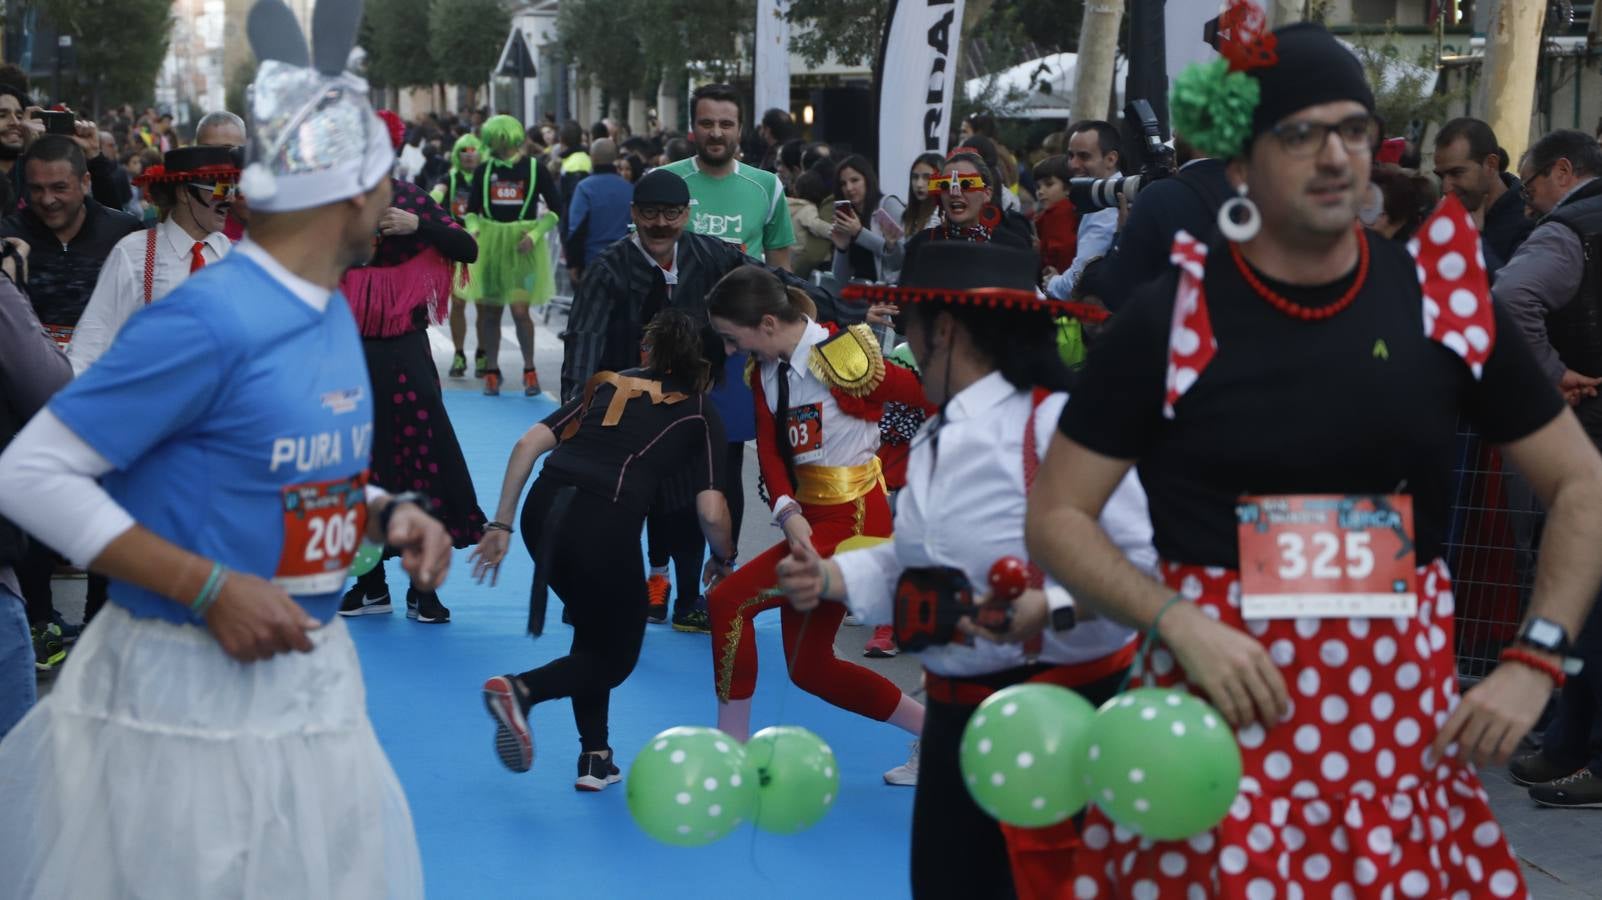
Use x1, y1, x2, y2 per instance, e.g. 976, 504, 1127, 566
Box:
190, 242, 206, 273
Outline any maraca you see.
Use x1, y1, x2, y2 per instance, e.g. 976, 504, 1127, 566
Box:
976, 556, 1032, 632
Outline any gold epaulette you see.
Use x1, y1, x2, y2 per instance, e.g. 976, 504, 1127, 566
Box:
742, 356, 759, 388
807, 324, 884, 398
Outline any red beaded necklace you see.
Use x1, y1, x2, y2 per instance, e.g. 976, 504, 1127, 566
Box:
1229, 225, 1370, 321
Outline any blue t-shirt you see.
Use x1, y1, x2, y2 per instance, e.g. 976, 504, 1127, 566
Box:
50, 253, 374, 625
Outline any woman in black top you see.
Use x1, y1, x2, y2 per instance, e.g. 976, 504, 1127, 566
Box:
472, 309, 736, 791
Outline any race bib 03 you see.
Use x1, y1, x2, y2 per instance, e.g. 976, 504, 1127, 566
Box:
786, 402, 824, 463
1236, 494, 1418, 620
274, 471, 369, 595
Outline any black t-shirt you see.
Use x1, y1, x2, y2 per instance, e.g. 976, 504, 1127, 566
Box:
539, 368, 727, 516
1060, 232, 1564, 567
466, 155, 562, 224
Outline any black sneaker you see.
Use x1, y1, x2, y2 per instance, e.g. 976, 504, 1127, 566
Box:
338, 584, 391, 617
49, 610, 82, 644
411, 588, 450, 623
448, 351, 467, 378
576, 750, 622, 791
32, 625, 65, 672
672, 609, 711, 633
1530, 767, 1602, 808
474, 349, 488, 378
1510, 751, 1584, 786
483, 675, 534, 772
406, 591, 418, 620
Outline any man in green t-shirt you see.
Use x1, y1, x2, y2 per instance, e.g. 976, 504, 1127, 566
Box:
660, 84, 793, 270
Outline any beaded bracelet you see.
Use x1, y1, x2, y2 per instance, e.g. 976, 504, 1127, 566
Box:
1500, 646, 1566, 688
191, 562, 228, 616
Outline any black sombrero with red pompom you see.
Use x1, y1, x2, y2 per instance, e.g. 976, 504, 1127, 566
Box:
134, 145, 244, 187
841, 241, 1109, 323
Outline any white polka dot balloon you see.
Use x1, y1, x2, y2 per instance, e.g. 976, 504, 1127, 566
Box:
1083, 688, 1243, 840
746, 725, 840, 835
625, 726, 756, 847
959, 683, 1097, 827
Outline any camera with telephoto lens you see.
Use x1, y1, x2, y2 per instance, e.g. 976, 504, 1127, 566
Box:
1068, 99, 1176, 213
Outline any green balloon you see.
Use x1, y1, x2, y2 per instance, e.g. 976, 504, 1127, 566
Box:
350, 542, 382, 578
746, 726, 840, 834
959, 683, 1097, 827
626, 726, 756, 847
1083, 687, 1242, 840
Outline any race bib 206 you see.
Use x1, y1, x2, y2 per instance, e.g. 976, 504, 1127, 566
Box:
1236, 494, 1417, 620
275, 471, 369, 595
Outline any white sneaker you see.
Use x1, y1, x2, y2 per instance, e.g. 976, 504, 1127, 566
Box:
884, 739, 919, 786
843, 614, 862, 626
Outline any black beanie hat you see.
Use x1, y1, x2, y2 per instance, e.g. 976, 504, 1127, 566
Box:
1250, 23, 1375, 139
633, 169, 690, 206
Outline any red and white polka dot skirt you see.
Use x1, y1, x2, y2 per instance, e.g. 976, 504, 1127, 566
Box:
1066, 559, 1528, 899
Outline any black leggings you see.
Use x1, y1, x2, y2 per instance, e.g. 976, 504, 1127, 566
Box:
644, 442, 746, 613
516, 476, 649, 753
910, 667, 1125, 900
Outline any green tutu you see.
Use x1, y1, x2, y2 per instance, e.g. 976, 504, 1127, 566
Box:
465, 212, 559, 305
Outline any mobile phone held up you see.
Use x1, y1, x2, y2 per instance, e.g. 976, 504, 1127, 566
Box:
36, 111, 75, 136
833, 200, 854, 218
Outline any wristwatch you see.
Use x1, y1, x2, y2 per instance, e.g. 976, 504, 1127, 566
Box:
1516, 617, 1585, 675
1516, 617, 1571, 656
376, 491, 428, 537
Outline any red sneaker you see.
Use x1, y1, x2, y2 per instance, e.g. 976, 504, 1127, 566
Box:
864, 625, 899, 658
483, 371, 502, 396
646, 573, 670, 624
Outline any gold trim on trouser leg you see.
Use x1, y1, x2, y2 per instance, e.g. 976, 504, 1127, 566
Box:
853, 495, 865, 536
716, 588, 781, 703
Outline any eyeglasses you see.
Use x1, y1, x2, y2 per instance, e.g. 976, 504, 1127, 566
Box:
1269, 114, 1375, 158
635, 204, 686, 223
1520, 166, 1555, 205
927, 174, 987, 193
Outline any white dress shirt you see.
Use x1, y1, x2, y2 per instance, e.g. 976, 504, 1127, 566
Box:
68, 219, 231, 374
833, 371, 1156, 677
761, 318, 885, 516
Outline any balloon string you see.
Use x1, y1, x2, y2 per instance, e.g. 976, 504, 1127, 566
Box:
745, 593, 810, 884
1115, 593, 1185, 695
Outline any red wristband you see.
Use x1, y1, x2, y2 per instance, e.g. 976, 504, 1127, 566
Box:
1499, 647, 1566, 688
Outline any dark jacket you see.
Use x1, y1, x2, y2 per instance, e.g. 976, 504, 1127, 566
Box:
1078, 158, 1233, 311
0, 273, 72, 566
0, 197, 144, 330
1537, 178, 1602, 379
900, 207, 1036, 276
1481, 172, 1536, 275
561, 230, 837, 402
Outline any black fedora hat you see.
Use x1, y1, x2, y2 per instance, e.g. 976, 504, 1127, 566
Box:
135, 145, 243, 187
841, 241, 1108, 323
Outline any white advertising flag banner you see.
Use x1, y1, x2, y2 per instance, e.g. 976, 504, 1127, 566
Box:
876, 0, 966, 206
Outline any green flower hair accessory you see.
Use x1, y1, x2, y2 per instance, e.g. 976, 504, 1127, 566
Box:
1171, 58, 1260, 161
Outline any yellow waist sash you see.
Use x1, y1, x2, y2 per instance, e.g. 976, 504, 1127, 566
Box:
795, 457, 886, 507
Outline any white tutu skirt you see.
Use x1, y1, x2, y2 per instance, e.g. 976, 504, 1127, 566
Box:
0, 605, 423, 900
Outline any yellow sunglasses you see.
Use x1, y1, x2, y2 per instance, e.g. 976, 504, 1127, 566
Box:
928, 173, 987, 193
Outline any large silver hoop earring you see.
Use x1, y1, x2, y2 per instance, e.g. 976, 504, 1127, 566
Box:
1218, 184, 1261, 243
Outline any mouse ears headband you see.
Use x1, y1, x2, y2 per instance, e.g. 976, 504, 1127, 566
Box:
239, 0, 394, 212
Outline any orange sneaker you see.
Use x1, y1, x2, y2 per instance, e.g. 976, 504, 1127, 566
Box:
483, 371, 501, 396
523, 367, 541, 397
646, 573, 670, 623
